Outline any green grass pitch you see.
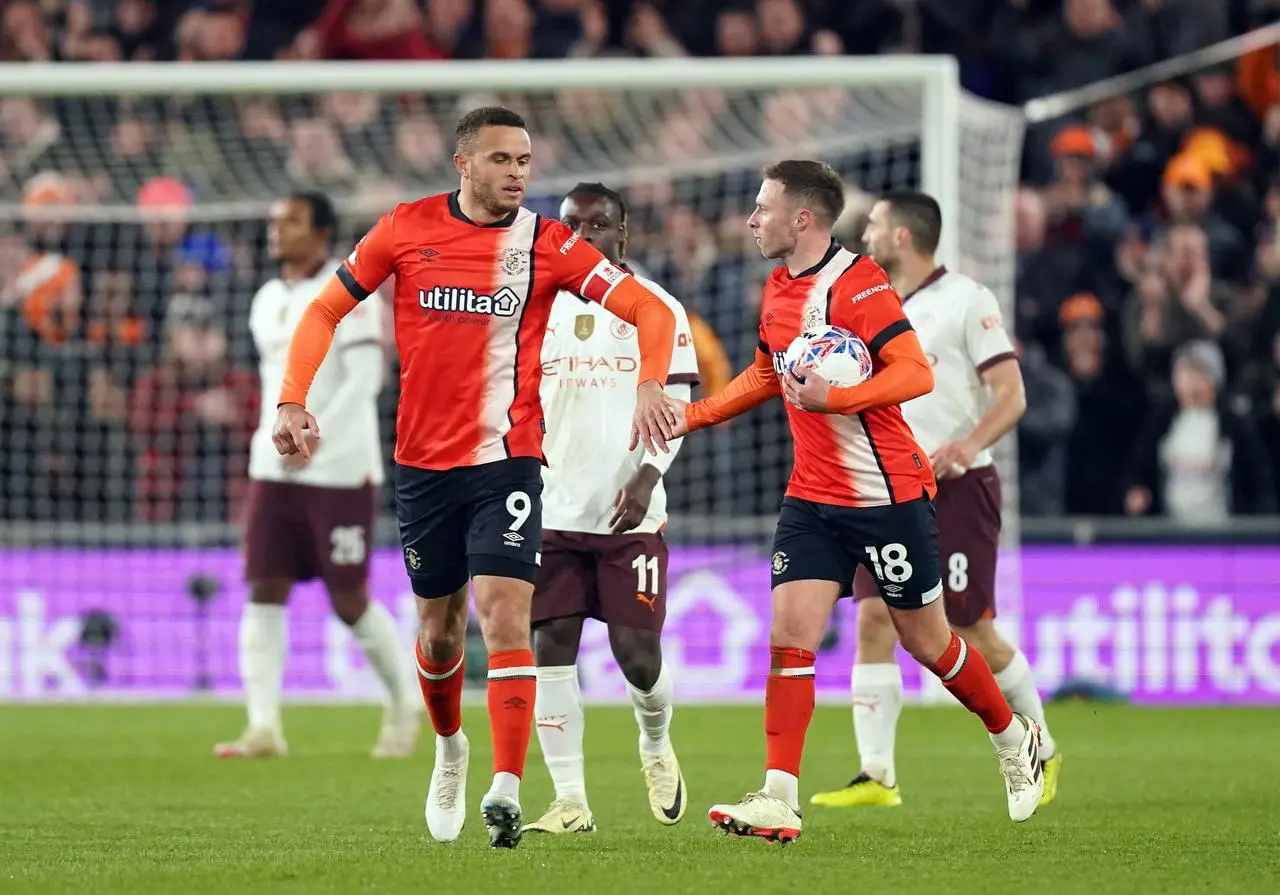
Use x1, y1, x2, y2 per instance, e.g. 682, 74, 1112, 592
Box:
1, 703, 1276, 894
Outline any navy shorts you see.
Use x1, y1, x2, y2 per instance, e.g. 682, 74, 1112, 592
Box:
770, 495, 943, 610
395, 457, 543, 599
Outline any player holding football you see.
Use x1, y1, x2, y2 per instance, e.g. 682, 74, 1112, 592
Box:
523, 183, 699, 835
217, 192, 421, 761
668, 161, 1043, 843
810, 191, 1061, 811
270, 108, 680, 849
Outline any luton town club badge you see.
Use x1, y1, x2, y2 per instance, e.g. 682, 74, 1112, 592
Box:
501, 248, 528, 277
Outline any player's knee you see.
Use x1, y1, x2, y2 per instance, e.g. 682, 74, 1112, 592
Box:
893, 602, 953, 665
473, 576, 534, 652
328, 588, 369, 626
855, 598, 897, 663
417, 587, 469, 659
609, 628, 662, 691
248, 579, 291, 606
532, 618, 583, 666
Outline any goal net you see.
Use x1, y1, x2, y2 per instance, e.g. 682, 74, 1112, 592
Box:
0, 59, 1024, 702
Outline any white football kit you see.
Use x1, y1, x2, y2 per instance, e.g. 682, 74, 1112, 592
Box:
248, 260, 386, 487
540, 274, 699, 534
899, 267, 1017, 467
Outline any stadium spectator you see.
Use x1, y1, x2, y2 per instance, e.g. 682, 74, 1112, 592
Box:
293, 0, 448, 61
128, 299, 258, 523
1124, 339, 1275, 520
1016, 341, 1078, 518
1059, 292, 1146, 515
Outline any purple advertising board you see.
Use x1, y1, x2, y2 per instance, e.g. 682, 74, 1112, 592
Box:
1, 544, 1277, 703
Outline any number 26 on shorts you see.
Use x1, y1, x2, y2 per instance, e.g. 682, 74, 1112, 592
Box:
864, 543, 913, 584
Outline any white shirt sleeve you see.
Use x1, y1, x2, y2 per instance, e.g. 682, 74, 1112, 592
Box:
962, 284, 1016, 374
640, 381, 692, 475
334, 288, 383, 349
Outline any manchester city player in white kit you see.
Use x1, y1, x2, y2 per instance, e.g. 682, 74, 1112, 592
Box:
216, 193, 421, 760
810, 191, 1062, 809
523, 184, 700, 834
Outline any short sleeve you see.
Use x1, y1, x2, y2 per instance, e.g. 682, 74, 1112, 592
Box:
335, 290, 383, 348
963, 284, 1016, 374
337, 211, 397, 300
829, 257, 911, 356
540, 219, 630, 305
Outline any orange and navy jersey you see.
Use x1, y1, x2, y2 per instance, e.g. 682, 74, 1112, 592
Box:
759, 240, 935, 508
339, 191, 631, 470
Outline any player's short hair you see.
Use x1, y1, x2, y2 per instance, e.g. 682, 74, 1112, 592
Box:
566, 182, 628, 224
289, 191, 338, 242
761, 160, 846, 226
878, 190, 942, 254
455, 106, 527, 154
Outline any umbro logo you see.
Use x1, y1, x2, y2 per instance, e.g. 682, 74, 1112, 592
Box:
419, 248, 439, 261
503, 531, 525, 547
504, 696, 528, 709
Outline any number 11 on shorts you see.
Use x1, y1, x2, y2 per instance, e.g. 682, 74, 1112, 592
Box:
632, 553, 660, 593
864, 543, 913, 584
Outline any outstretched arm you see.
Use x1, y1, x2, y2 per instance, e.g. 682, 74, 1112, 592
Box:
601, 275, 676, 387
684, 348, 780, 433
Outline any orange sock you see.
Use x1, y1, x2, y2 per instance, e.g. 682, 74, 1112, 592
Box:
929, 632, 1013, 733
487, 648, 536, 778
764, 646, 816, 777
415, 641, 464, 737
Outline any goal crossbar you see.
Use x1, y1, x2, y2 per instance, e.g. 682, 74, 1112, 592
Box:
0, 56, 959, 97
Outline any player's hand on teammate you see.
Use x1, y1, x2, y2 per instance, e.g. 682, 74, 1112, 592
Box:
930, 438, 978, 480
610, 466, 660, 534
783, 368, 832, 412
272, 402, 321, 459
630, 380, 680, 455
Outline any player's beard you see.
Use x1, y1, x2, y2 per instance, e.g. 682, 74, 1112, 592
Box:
477, 179, 522, 217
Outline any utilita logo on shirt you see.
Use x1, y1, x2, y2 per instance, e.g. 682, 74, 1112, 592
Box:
418, 285, 520, 318
771, 351, 788, 377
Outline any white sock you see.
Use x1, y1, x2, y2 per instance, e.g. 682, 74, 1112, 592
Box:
990, 715, 1026, 751
534, 665, 587, 806
994, 649, 1056, 758
351, 601, 413, 709
763, 769, 800, 812
851, 663, 903, 788
437, 732, 468, 763
627, 662, 674, 757
490, 771, 521, 801
240, 603, 287, 732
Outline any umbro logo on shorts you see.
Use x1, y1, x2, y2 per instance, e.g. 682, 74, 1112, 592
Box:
503, 531, 525, 547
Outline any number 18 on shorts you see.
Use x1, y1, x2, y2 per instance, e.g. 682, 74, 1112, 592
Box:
770, 495, 943, 608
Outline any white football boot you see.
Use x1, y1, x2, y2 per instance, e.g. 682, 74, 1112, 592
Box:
996, 713, 1045, 822
641, 746, 687, 824
424, 732, 468, 842
708, 791, 802, 844
521, 798, 596, 834
214, 728, 287, 758
371, 701, 424, 758
481, 791, 524, 849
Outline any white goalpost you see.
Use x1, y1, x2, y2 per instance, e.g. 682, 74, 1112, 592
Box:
0, 57, 1025, 703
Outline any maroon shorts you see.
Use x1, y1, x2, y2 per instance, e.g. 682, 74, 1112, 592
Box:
243, 479, 377, 591
532, 530, 669, 632
853, 465, 1001, 627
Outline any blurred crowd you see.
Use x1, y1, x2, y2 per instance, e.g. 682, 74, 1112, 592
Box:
3, 0, 1280, 528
